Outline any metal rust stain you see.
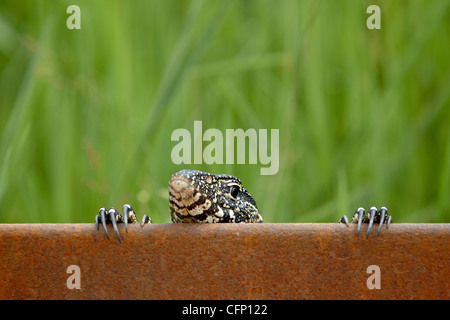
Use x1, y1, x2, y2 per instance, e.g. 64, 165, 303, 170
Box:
0, 223, 449, 300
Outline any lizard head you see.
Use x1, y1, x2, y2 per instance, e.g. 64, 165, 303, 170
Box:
168, 169, 262, 223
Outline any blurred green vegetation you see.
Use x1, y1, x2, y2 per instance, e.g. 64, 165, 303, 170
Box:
0, 0, 449, 223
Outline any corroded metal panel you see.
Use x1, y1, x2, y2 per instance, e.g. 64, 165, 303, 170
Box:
0, 223, 448, 299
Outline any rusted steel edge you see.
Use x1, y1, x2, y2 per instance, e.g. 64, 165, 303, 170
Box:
0, 223, 448, 300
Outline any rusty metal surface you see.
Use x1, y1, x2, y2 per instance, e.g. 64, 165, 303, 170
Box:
0, 223, 448, 300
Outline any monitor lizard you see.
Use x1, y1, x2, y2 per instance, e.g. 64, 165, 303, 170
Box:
95, 169, 391, 242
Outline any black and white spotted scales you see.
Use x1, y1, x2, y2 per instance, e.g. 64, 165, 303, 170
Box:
95, 169, 391, 242
168, 169, 262, 223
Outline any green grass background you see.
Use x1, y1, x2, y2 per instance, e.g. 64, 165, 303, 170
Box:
0, 0, 448, 223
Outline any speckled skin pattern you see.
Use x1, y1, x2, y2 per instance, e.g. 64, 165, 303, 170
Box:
169, 169, 262, 223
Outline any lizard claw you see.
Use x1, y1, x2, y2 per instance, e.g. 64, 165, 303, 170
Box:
95, 208, 101, 231
377, 207, 388, 235
108, 208, 122, 243
95, 207, 110, 240
386, 214, 392, 229
95, 207, 121, 242
366, 207, 377, 239
339, 215, 349, 227
356, 207, 365, 236
340, 206, 392, 238
123, 204, 132, 233
141, 214, 152, 227
95, 204, 152, 242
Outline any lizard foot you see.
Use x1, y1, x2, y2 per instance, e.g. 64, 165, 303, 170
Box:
340, 206, 391, 239
95, 204, 151, 243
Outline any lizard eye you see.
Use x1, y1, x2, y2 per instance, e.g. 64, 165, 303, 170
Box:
230, 186, 240, 199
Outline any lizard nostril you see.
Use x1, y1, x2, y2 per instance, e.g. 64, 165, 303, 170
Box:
170, 179, 190, 193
